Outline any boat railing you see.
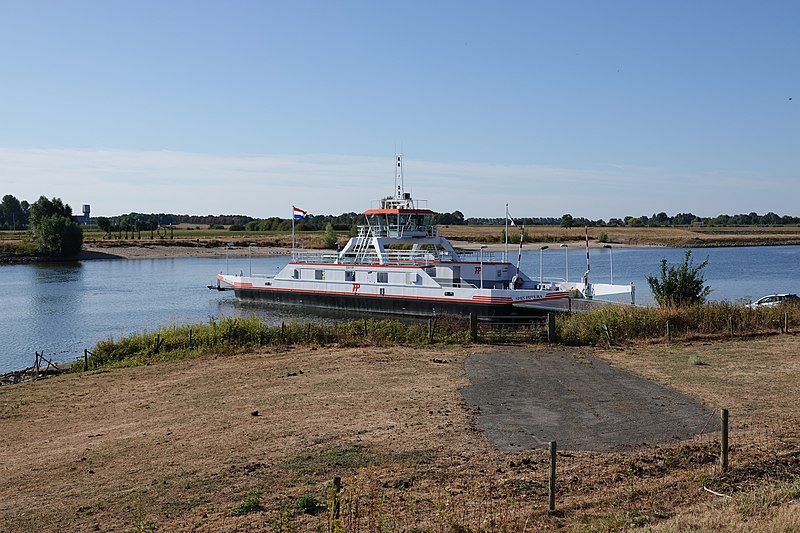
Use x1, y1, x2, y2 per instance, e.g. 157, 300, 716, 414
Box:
370, 198, 430, 210
357, 224, 437, 238
290, 251, 340, 264
458, 251, 499, 263
291, 249, 454, 265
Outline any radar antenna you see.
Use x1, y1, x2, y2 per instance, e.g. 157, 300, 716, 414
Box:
394, 153, 404, 200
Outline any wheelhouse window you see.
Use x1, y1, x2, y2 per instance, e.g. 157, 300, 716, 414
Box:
345, 270, 355, 282
315, 270, 325, 280
377, 272, 388, 283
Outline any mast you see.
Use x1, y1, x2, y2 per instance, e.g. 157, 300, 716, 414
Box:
395, 154, 404, 201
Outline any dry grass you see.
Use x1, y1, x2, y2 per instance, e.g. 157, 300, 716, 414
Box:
1, 336, 798, 531
77, 224, 800, 253
439, 225, 800, 247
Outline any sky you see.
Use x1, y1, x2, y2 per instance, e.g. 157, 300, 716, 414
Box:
0, 1, 797, 220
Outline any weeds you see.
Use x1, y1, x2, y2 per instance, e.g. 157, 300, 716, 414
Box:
231, 488, 262, 516
295, 493, 319, 515
72, 302, 800, 371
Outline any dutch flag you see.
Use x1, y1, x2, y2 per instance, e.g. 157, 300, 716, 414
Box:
293, 206, 307, 220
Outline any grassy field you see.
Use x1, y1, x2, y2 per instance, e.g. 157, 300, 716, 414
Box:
4, 224, 800, 257
87, 224, 800, 248
1, 333, 798, 531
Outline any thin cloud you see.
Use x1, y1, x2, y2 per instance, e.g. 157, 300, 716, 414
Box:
0, 148, 793, 219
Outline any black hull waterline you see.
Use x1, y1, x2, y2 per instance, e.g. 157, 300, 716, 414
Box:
232, 288, 549, 318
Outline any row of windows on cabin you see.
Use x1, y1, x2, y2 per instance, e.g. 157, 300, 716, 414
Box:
292, 269, 422, 285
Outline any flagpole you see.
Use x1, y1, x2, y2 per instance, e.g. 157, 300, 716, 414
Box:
505, 203, 509, 263
291, 207, 295, 258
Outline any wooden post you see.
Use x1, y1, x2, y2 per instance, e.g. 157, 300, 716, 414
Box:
469, 312, 478, 342
720, 408, 729, 472
34, 351, 40, 380
785, 312, 789, 334
83, 349, 89, 372
547, 313, 556, 343
666, 320, 672, 342
729, 316, 734, 337
428, 318, 434, 344
155, 333, 161, 353
188, 328, 192, 345
548, 441, 557, 512
364, 318, 368, 337
307, 322, 312, 341
281, 321, 285, 343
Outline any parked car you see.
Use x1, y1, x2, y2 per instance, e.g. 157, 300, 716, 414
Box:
747, 293, 799, 308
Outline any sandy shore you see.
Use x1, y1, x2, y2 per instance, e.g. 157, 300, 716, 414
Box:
79, 243, 293, 260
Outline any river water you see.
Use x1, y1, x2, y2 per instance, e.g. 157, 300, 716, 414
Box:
1, 245, 798, 373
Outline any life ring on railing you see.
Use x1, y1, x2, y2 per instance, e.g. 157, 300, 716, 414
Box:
511, 275, 524, 290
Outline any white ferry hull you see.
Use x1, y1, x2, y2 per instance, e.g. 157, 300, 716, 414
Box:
216, 270, 582, 317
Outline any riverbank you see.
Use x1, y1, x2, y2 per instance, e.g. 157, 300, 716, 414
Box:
1, 337, 797, 531
5, 223, 800, 263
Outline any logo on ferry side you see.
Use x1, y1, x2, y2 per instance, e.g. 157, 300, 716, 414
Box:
352, 283, 361, 294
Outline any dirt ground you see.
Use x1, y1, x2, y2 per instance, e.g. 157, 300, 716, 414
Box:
1, 337, 799, 531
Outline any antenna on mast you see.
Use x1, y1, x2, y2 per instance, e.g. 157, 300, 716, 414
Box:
395, 153, 404, 200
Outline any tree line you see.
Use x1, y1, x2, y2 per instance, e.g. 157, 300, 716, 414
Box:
3, 192, 799, 234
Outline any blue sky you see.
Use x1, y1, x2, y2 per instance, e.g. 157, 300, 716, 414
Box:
0, 1, 797, 219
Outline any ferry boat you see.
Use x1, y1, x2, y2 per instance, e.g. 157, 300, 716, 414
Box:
214, 156, 635, 317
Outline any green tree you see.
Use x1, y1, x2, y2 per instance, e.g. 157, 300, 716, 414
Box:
647, 250, 711, 307
322, 222, 338, 248
1, 195, 27, 229
561, 213, 574, 229
96, 216, 112, 234
29, 196, 83, 257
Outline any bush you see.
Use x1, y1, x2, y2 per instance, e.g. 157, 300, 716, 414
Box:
322, 222, 338, 248
32, 214, 83, 257
28, 196, 83, 257
647, 250, 711, 307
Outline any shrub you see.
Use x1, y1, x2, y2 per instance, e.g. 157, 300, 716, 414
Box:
647, 250, 711, 307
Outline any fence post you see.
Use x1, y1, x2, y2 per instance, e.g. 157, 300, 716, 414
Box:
666, 320, 672, 342
428, 318, 434, 344
720, 408, 729, 472
469, 312, 478, 342
547, 313, 556, 343
729, 316, 734, 337
34, 351, 40, 380
548, 441, 557, 512
364, 318, 368, 337
281, 321, 285, 343
83, 349, 89, 372
188, 328, 192, 345
785, 312, 789, 334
